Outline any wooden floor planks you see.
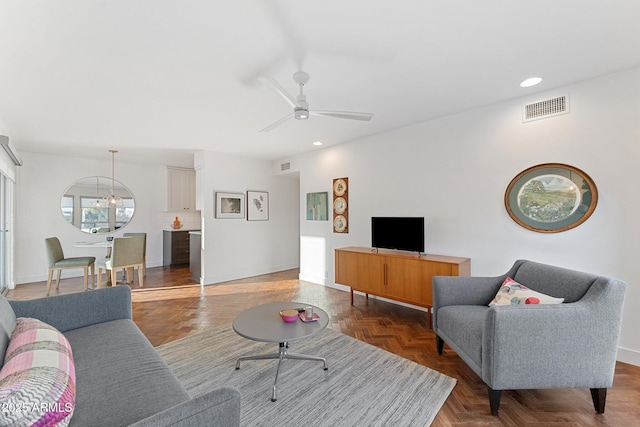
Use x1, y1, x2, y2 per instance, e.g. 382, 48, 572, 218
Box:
6, 267, 640, 426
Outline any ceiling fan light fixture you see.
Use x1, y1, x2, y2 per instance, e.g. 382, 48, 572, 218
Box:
295, 108, 309, 120
258, 70, 374, 131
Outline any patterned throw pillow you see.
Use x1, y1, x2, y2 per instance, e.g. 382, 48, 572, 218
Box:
489, 277, 565, 306
0, 318, 75, 427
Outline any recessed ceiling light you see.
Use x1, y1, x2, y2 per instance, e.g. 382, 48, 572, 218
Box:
313, 141, 323, 146
520, 77, 542, 88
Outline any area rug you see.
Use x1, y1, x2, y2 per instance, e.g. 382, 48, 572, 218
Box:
157, 325, 456, 426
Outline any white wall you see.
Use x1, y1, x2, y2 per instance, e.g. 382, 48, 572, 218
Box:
15, 151, 170, 284
195, 151, 299, 284
291, 67, 640, 366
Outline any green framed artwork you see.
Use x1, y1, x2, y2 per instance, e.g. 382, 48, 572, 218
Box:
505, 163, 598, 233
306, 192, 328, 221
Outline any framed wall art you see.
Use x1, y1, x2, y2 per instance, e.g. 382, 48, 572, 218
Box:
504, 163, 598, 233
332, 177, 349, 233
306, 192, 328, 221
247, 190, 269, 221
215, 192, 245, 219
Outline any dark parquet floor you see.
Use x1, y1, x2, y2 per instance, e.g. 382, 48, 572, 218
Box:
7, 267, 640, 426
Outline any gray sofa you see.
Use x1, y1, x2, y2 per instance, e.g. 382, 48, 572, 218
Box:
1, 286, 241, 426
432, 259, 627, 416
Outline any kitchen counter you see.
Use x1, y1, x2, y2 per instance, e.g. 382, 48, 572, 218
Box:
189, 232, 201, 282
163, 230, 195, 268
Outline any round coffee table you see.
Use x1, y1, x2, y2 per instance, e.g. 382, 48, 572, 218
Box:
233, 301, 329, 401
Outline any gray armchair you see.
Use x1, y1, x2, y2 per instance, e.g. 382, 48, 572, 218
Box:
432, 259, 627, 416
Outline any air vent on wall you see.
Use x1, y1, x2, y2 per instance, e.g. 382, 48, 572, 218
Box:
523, 94, 569, 122
280, 162, 291, 171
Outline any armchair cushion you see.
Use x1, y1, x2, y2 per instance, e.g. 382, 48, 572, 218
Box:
488, 277, 564, 306
437, 306, 487, 374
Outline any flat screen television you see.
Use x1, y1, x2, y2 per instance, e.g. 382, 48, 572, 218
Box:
371, 217, 424, 253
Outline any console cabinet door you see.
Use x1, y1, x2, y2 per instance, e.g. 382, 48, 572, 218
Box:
384, 257, 428, 304
336, 250, 385, 294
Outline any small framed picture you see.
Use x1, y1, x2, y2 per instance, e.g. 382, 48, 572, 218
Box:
247, 191, 269, 221
306, 192, 329, 221
215, 192, 245, 219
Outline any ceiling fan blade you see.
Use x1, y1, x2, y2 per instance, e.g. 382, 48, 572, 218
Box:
258, 77, 300, 109
311, 110, 374, 121
259, 112, 295, 132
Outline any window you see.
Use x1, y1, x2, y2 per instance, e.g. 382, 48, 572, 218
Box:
80, 197, 108, 232
80, 197, 134, 232
116, 198, 135, 229
61, 195, 73, 224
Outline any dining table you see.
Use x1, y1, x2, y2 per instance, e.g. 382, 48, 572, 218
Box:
72, 240, 114, 286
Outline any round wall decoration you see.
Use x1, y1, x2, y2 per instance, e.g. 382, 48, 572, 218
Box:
333, 197, 347, 214
504, 163, 598, 233
334, 215, 347, 232
332, 177, 349, 233
333, 178, 347, 196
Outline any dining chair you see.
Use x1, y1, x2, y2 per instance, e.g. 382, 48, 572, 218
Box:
97, 236, 145, 288
44, 237, 96, 296
123, 232, 147, 276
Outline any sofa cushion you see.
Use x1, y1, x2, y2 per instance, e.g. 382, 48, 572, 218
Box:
0, 317, 75, 427
489, 277, 565, 306
63, 319, 190, 427
0, 294, 17, 367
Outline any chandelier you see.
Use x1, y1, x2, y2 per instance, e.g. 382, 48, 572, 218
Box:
103, 150, 123, 208
93, 176, 106, 209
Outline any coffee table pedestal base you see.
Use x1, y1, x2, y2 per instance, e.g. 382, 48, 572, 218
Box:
235, 341, 328, 402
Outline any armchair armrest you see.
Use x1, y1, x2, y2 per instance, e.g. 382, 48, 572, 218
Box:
482, 302, 619, 391
130, 387, 241, 427
433, 275, 506, 308
8, 286, 132, 333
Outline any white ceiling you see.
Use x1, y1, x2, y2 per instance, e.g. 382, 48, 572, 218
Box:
1, 1, 639, 166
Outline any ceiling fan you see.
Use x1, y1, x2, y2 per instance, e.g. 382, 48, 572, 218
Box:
258, 71, 374, 132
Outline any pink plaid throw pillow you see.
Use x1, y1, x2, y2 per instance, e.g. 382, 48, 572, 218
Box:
0, 318, 75, 426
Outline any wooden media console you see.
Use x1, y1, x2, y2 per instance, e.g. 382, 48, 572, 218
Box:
334, 246, 470, 325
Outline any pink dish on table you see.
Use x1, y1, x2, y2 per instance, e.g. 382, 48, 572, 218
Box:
279, 309, 299, 322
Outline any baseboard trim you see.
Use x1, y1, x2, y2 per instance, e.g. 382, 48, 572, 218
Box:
298, 273, 326, 286
16, 259, 166, 285
203, 263, 299, 285
617, 346, 640, 367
